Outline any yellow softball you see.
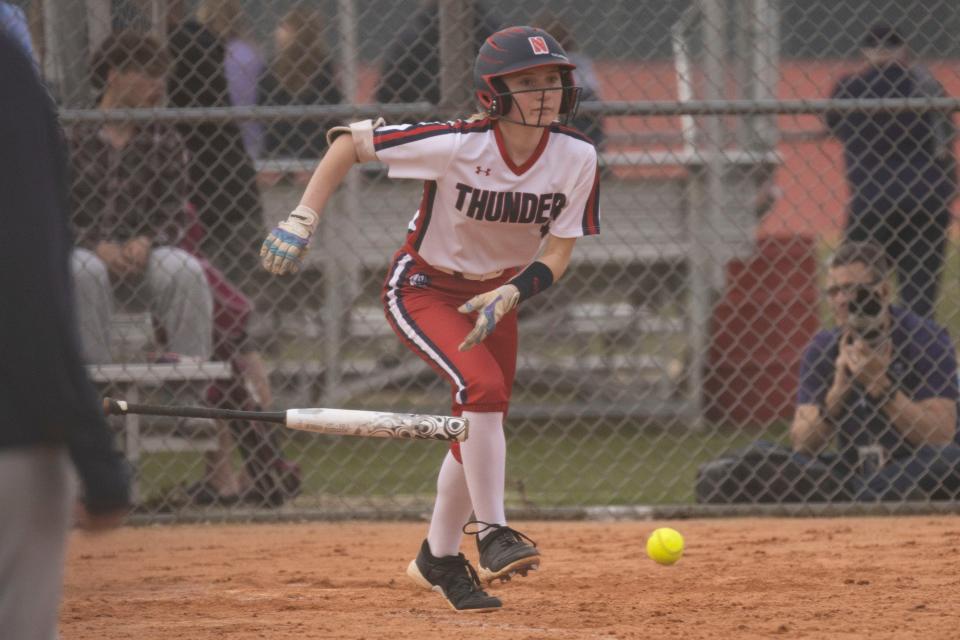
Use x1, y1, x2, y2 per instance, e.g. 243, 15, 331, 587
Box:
646, 527, 684, 565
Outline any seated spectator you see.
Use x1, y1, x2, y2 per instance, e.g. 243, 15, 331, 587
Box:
69, 31, 214, 365
196, 0, 266, 159
257, 7, 341, 163
696, 242, 960, 503
71, 31, 299, 508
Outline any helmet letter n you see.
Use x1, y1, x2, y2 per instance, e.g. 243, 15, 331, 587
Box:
528, 36, 550, 55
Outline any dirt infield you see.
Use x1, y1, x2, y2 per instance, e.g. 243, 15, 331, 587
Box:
63, 516, 960, 639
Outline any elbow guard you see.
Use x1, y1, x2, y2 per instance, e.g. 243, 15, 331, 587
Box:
325, 117, 385, 163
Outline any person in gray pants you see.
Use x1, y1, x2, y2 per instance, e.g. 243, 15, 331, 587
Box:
67, 31, 212, 363
0, 30, 130, 640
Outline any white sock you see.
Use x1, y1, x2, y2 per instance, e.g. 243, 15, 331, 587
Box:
426, 450, 473, 557
459, 411, 507, 536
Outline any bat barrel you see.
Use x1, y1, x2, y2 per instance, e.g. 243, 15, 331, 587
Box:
285, 408, 469, 442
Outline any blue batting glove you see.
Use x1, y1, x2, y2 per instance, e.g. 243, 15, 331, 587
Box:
260, 205, 318, 275
457, 284, 520, 351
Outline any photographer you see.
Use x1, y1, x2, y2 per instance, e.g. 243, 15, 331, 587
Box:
697, 241, 960, 503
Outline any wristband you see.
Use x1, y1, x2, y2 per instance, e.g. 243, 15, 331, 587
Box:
508, 261, 554, 302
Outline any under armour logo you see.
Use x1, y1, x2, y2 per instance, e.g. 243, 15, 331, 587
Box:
475, 166, 491, 176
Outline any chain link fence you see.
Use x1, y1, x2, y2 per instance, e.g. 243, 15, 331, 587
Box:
14, 0, 960, 518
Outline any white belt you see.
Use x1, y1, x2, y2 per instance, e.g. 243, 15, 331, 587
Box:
432, 265, 505, 281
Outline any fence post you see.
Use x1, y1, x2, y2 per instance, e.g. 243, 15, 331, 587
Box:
321, 0, 362, 407
438, 0, 474, 114
42, 0, 91, 106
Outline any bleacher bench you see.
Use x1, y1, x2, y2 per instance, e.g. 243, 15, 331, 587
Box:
87, 361, 233, 501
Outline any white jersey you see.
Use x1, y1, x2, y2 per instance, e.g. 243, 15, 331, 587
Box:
372, 117, 600, 274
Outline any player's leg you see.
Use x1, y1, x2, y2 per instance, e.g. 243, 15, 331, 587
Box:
388, 276, 539, 583
386, 274, 514, 531
459, 316, 541, 583
406, 449, 501, 612
383, 258, 503, 610
426, 450, 474, 557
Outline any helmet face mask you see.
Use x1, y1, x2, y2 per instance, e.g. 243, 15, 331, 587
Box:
474, 26, 581, 128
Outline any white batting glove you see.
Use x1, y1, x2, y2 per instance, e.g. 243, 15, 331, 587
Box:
260, 205, 319, 275
457, 284, 520, 351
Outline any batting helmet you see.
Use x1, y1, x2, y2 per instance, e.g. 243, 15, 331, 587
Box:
474, 26, 581, 126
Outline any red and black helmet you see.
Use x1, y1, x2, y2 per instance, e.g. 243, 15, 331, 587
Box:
474, 26, 581, 126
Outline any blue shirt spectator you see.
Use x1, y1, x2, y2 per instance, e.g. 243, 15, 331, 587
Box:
696, 242, 960, 504
797, 305, 959, 473
224, 38, 265, 158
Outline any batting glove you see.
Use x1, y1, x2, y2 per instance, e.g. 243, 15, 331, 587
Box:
260, 205, 319, 275
457, 284, 520, 351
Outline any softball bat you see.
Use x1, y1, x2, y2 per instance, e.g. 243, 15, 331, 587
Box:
102, 397, 469, 442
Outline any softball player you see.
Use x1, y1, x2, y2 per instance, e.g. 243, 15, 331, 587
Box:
262, 26, 600, 612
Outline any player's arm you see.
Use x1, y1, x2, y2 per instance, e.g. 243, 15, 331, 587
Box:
262, 118, 388, 274
260, 133, 358, 274
537, 234, 577, 281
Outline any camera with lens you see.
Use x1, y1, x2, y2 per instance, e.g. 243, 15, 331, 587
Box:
847, 286, 887, 347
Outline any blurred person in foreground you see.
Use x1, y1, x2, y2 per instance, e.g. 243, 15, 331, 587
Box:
0, 0, 32, 57
257, 7, 342, 168
825, 24, 957, 319
0, 30, 129, 640
697, 242, 960, 503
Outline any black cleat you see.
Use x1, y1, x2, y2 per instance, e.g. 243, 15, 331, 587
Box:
465, 521, 541, 584
406, 540, 502, 612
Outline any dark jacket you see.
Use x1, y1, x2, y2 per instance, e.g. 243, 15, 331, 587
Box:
257, 61, 342, 159
168, 20, 265, 282
826, 61, 957, 214
67, 123, 189, 250
374, 3, 499, 107
0, 32, 129, 513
